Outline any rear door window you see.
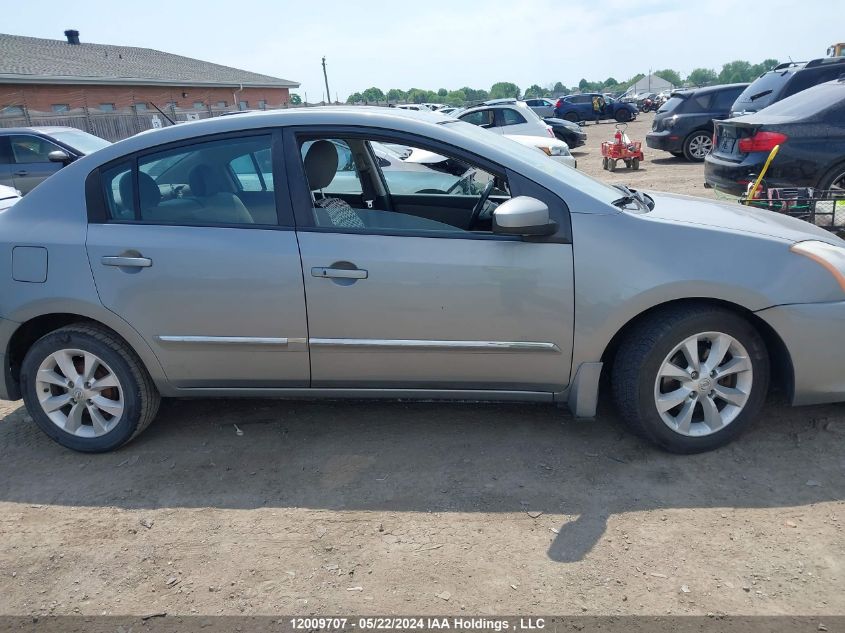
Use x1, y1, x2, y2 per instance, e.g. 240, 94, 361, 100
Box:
498, 108, 527, 127
712, 88, 744, 111
459, 109, 495, 128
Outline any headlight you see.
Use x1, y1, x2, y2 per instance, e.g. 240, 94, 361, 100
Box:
790, 240, 845, 291
541, 145, 569, 156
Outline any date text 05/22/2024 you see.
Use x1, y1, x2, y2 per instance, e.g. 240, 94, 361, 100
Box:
289, 618, 547, 631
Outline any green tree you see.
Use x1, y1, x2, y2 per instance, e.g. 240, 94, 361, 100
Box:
603, 77, 619, 87
489, 82, 520, 99
686, 67, 717, 86
654, 69, 682, 87
346, 92, 364, 104
524, 84, 547, 98
386, 88, 406, 103
289, 93, 302, 105
718, 60, 753, 84
406, 88, 429, 103
361, 87, 385, 103
578, 78, 590, 92
437, 88, 448, 97
552, 81, 566, 94
445, 89, 467, 106
460, 87, 489, 102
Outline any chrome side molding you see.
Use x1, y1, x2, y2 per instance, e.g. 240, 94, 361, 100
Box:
157, 336, 306, 346
308, 339, 561, 353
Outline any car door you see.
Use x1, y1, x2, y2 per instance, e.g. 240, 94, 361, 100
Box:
286, 128, 574, 392
85, 131, 310, 388
7, 134, 64, 193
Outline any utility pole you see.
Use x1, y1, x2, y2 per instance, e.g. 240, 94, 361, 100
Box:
322, 56, 331, 105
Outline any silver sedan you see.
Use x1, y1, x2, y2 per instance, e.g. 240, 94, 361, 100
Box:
1, 107, 844, 454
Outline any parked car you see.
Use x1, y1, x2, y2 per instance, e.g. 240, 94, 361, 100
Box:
438, 107, 458, 116
524, 98, 556, 118
731, 57, 845, 117
4, 106, 845, 456
457, 101, 555, 138
646, 83, 748, 161
554, 94, 638, 123
0, 184, 21, 210
0, 126, 111, 194
395, 104, 429, 112
544, 117, 587, 148
705, 79, 845, 196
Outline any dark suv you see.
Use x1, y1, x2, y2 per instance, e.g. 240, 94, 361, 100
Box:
554, 94, 638, 123
731, 57, 845, 117
646, 83, 748, 161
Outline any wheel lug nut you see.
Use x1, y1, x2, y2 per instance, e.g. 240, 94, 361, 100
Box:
689, 392, 696, 399
67, 381, 74, 388
710, 370, 717, 378
690, 371, 698, 379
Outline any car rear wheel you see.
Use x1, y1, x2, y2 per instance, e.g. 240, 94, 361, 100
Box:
21, 324, 160, 452
611, 305, 768, 453
683, 131, 713, 162
615, 109, 632, 123
563, 112, 579, 123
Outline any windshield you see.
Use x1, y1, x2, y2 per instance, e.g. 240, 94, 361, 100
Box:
439, 119, 623, 206
47, 129, 111, 154
657, 96, 685, 113
732, 70, 793, 112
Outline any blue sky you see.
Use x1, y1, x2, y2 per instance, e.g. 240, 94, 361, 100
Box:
2, 0, 841, 100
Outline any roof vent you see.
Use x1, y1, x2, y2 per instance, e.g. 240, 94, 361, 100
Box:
64, 30, 80, 45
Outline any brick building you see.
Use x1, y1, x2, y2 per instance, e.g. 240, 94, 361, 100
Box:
0, 30, 299, 116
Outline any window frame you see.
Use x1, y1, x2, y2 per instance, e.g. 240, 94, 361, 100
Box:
86, 128, 294, 228
282, 125, 571, 243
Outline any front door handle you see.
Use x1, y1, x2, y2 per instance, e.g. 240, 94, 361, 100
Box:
311, 267, 367, 279
14, 170, 27, 177
101, 256, 153, 268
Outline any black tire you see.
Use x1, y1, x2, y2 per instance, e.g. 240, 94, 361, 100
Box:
601, 157, 608, 170
815, 161, 845, 191
683, 130, 713, 162
611, 305, 769, 453
616, 109, 632, 122
670, 151, 684, 158
631, 158, 640, 170
21, 324, 160, 452
563, 111, 579, 123
607, 159, 617, 172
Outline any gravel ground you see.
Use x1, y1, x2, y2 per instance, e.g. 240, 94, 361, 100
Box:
0, 115, 843, 617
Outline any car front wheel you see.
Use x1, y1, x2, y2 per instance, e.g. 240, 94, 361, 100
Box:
21, 324, 160, 452
612, 305, 769, 453
615, 109, 632, 122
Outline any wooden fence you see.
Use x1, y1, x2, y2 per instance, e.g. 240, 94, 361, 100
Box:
0, 105, 298, 142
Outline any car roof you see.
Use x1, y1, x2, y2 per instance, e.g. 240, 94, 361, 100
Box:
672, 82, 749, 98
0, 126, 85, 135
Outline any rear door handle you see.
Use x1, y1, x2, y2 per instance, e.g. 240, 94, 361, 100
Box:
101, 256, 153, 268
311, 267, 367, 279
13, 170, 27, 177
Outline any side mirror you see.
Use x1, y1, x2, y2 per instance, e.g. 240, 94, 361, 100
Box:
492, 196, 557, 237
48, 149, 72, 165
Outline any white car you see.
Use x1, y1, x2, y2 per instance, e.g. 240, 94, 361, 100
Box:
0, 184, 21, 211
506, 135, 576, 169
404, 135, 575, 169
395, 104, 429, 112
524, 98, 557, 118
457, 101, 555, 139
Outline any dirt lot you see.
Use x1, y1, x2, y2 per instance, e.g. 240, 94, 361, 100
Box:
0, 114, 843, 617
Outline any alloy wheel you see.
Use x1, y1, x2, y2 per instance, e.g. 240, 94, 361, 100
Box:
653, 332, 753, 437
688, 134, 713, 159
35, 348, 125, 437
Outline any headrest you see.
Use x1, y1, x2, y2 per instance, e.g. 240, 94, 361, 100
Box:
304, 140, 339, 191
118, 171, 161, 210
188, 164, 219, 197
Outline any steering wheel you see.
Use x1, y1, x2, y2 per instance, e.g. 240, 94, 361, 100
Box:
468, 180, 495, 229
